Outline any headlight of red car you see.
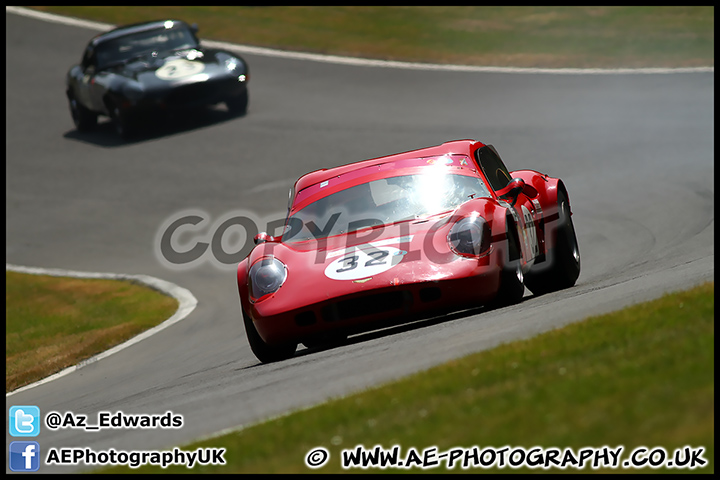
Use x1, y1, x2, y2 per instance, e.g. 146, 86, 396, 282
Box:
249, 257, 287, 302
447, 214, 491, 257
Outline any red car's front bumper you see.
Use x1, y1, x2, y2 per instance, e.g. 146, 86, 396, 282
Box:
247, 257, 502, 345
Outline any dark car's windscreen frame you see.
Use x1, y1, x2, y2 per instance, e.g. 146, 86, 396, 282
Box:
93, 25, 199, 70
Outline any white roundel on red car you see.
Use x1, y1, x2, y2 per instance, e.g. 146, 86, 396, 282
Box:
325, 246, 405, 281
156, 58, 205, 80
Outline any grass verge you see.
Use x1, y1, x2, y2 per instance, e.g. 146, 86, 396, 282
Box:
27, 6, 713, 68
103, 282, 713, 473
5, 270, 179, 393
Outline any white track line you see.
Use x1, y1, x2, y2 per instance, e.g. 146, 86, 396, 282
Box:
6, 264, 198, 397
6, 5, 713, 75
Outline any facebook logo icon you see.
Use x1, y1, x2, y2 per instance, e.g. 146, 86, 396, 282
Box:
9, 441, 40, 472
9, 406, 40, 436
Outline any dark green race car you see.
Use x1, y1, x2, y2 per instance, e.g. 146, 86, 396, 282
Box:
66, 19, 249, 139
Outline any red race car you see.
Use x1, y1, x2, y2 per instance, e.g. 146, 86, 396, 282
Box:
237, 139, 580, 363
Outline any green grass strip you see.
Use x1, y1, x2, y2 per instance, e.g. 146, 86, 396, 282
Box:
5, 271, 179, 393
27, 6, 714, 68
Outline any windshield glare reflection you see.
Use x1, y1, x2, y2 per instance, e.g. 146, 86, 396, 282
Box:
284, 172, 491, 243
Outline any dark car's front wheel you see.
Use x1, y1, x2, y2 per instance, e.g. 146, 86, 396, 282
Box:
225, 88, 248, 116
109, 103, 135, 139
242, 308, 297, 363
68, 94, 97, 132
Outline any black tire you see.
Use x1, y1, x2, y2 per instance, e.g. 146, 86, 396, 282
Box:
489, 216, 525, 308
109, 103, 135, 139
524, 189, 580, 295
68, 94, 97, 132
225, 88, 248, 116
242, 308, 297, 363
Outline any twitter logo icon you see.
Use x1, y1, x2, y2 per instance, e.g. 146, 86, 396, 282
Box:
9, 406, 40, 437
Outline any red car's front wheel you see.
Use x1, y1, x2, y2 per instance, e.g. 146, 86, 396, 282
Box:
243, 308, 297, 363
488, 215, 526, 308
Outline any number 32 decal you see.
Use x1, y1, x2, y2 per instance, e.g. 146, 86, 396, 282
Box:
324, 247, 405, 281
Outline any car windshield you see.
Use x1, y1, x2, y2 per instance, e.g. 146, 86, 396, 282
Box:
283, 172, 492, 243
96, 24, 198, 69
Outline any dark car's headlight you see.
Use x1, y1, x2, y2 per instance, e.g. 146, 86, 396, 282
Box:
221, 56, 247, 81
224, 57, 244, 73
224, 58, 238, 71
447, 215, 491, 257
249, 257, 287, 301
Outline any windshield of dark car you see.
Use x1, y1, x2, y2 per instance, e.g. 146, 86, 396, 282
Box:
283, 172, 492, 243
95, 25, 198, 69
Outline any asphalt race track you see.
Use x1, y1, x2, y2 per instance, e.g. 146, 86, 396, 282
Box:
5, 10, 714, 473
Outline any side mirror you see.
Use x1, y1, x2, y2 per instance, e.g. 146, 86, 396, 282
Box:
497, 178, 525, 206
190, 23, 199, 34
254, 232, 279, 245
